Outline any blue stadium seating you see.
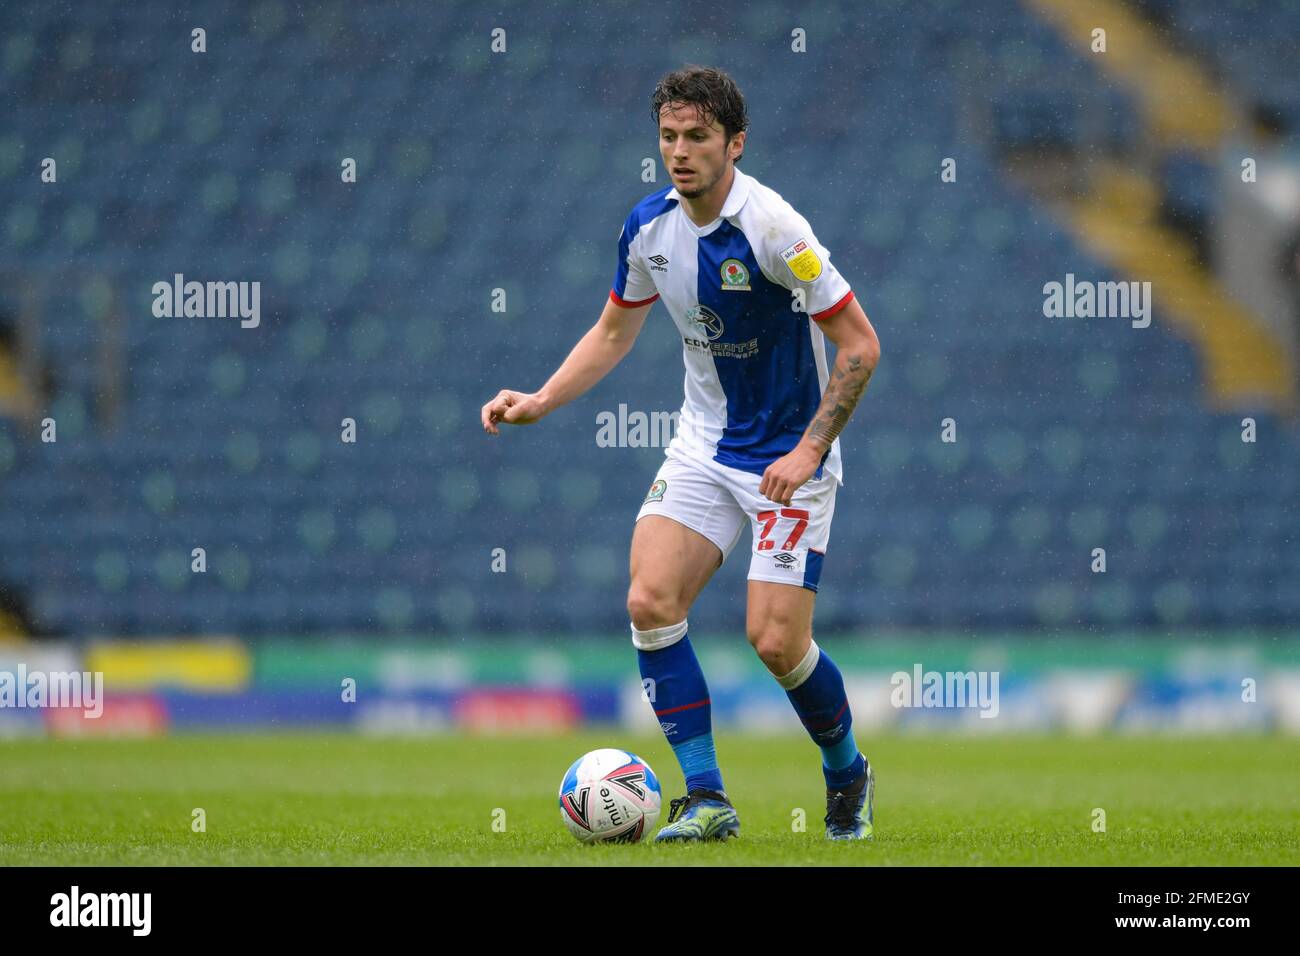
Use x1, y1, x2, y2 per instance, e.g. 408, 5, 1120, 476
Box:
0, 0, 1296, 635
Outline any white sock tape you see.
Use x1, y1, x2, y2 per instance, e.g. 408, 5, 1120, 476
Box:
630, 619, 689, 651
776, 637, 820, 690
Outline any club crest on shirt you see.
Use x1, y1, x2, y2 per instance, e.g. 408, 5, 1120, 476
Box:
644, 478, 667, 503
720, 258, 750, 291
781, 238, 822, 282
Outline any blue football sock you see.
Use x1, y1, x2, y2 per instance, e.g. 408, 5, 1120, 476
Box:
775, 639, 868, 790
633, 620, 724, 795
671, 734, 724, 794
825, 749, 867, 792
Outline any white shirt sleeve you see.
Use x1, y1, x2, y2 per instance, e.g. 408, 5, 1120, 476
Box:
611, 214, 660, 306
756, 209, 853, 320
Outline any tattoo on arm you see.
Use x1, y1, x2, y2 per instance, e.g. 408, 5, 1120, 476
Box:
804, 352, 873, 450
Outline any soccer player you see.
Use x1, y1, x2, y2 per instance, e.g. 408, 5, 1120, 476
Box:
480, 66, 881, 841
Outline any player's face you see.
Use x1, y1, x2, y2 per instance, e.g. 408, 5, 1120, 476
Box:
658, 102, 739, 200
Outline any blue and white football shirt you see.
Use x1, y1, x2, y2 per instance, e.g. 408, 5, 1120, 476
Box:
611, 166, 855, 486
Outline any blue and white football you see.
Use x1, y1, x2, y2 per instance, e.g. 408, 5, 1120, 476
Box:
558, 748, 661, 844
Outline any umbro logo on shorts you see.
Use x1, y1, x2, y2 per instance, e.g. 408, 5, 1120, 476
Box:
773, 552, 797, 565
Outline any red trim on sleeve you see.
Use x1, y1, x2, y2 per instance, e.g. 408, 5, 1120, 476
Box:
811, 289, 854, 321
610, 289, 660, 308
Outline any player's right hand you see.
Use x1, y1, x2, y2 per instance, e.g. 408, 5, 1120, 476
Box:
481, 389, 548, 436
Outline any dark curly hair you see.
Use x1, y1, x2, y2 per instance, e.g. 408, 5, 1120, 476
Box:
650, 65, 749, 164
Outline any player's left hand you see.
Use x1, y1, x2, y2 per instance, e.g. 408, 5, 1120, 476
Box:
759, 444, 822, 506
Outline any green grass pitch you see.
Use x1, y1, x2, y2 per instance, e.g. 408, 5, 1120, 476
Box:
1, 732, 1297, 865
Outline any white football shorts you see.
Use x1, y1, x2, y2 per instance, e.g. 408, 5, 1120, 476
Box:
634, 446, 836, 591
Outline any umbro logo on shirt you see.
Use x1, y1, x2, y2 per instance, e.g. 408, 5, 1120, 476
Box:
648, 254, 669, 272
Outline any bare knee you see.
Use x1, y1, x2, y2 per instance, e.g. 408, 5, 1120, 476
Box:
627, 582, 687, 631
747, 625, 808, 675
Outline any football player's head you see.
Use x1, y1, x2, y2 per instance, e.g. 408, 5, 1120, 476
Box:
652, 65, 748, 200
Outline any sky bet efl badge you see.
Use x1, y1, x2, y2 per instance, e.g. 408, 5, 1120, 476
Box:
720, 258, 750, 291
781, 238, 822, 282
